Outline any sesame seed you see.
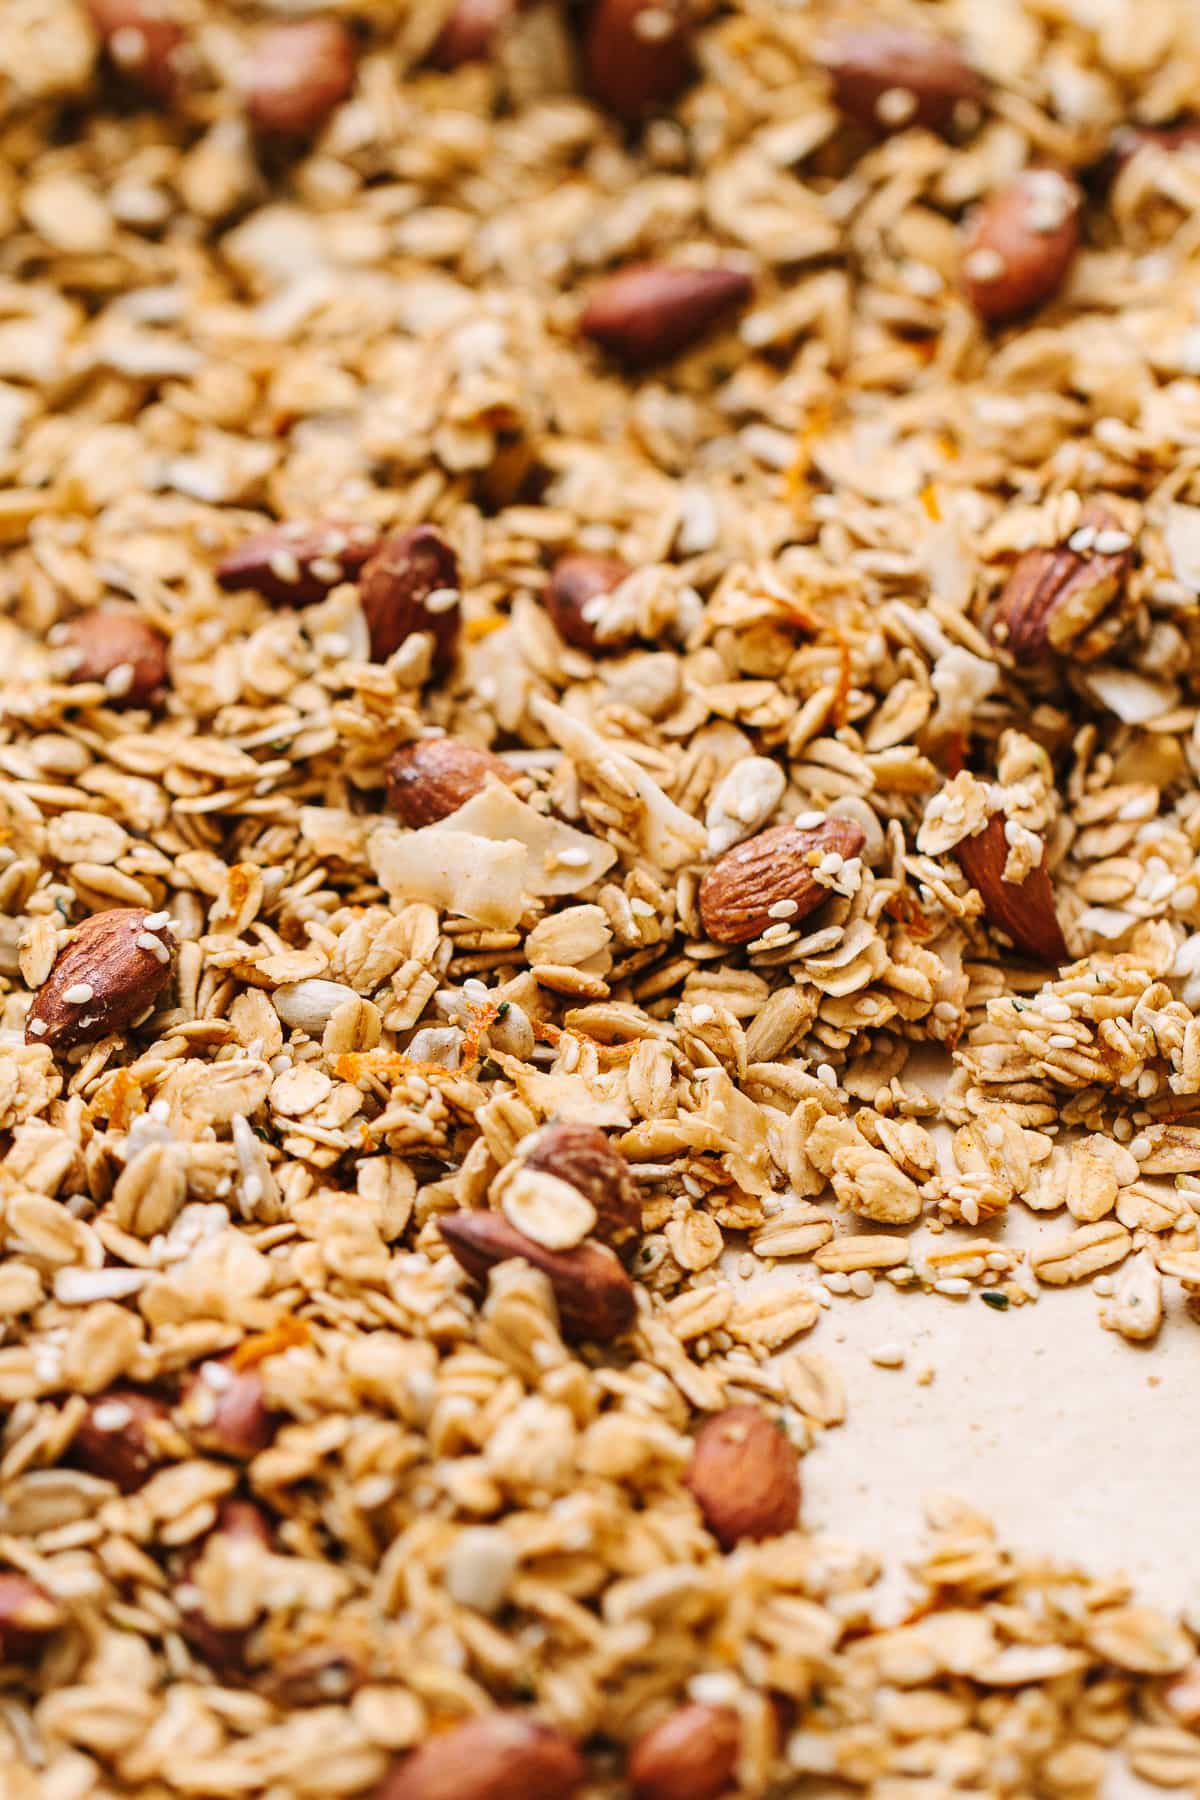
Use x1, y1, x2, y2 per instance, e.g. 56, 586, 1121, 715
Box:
933, 1000, 958, 1021
62, 983, 95, 1005
816, 1063, 838, 1090
1094, 529, 1132, 554
629, 897, 655, 918
104, 662, 135, 698
632, 5, 677, 41
268, 549, 302, 584
760, 922, 791, 942
143, 910, 171, 930
768, 899, 799, 919
934, 1277, 971, 1297
110, 25, 148, 66
964, 247, 1006, 284
1129, 1135, 1152, 1160
29, 1017, 47, 1036
137, 932, 171, 963
423, 586, 461, 615
556, 847, 590, 869
875, 86, 918, 127
849, 1270, 874, 1298
794, 811, 825, 830
309, 557, 343, 583
691, 1004, 715, 1025
1068, 526, 1096, 553
870, 1342, 905, 1368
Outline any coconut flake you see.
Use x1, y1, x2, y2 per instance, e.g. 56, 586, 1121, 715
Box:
1081, 667, 1178, 725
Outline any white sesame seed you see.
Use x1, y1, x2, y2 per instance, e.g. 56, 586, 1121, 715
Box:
933, 1000, 958, 1021
110, 24, 149, 66
964, 247, 1006, 284
822, 1272, 851, 1295
934, 1277, 971, 1297
556, 847, 590, 869
423, 587, 461, 614
816, 1063, 838, 1090
849, 1271, 875, 1298
629, 898, 655, 918
201, 1360, 234, 1391
632, 5, 677, 41
760, 922, 791, 942
1092, 1275, 1114, 1297
794, 811, 825, 830
61, 983, 95, 1005
1042, 1001, 1072, 1021
268, 549, 302, 584
875, 86, 918, 127
768, 899, 799, 919
104, 662, 135, 698
1129, 1135, 1152, 1161
143, 910, 171, 929
690, 1004, 715, 1026
870, 1342, 906, 1368
308, 557, 343, 583
1068, 526, 1096, 553
29, 1018, 47, 1036
1093, 529, 1132, 555
92, 1401, 133, 1432
136, 932, 171, 964
1048, 1034, 1076, 1050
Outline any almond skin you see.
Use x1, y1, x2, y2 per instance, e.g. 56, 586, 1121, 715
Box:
687, 1404, 800, 1549
583, 0, 692, 123
27, 908, 176, 1052
520, 1122, 642, 1260
217, 520, 380, 607
992, 504, 1133, 664
55, 608, 169, 709
826, 25, 982, 135
545, 554, 632, 652
0, 1574, 66, 1662
71, 1389, 173, 1493
248, 19, 356, 139
87, 0, 188, 102
179, 1361, 274, 1460
259, 1642, 368, 1708
580, 265, 752, 367
431, 0, 520, 68
358, 526, 461, 672
699, 818, 866, 946
628, 1704, 740, 1800
439, 1211, 637, 1341
956, 814, 1068, 965
962, 169, 1082, 324
1106, 119, 1200, 179
385, 738, 518, 827
375, 1714, 585, 1800
179, 1498, 273, 1675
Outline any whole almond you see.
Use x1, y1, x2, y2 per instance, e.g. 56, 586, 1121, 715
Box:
698, 818, 866, 946
386, 738, 518, 827
54, 609, 169, 709
520, 1122, 642, 1259
992, 503, 1134, 663
179, 1498, 273, 1674
825, 25, 983, 135
358, 526, 461, 672
583, 0, 692, 123
217, 520, 380, 607
27, 908, 176, 1052
376, 1714, 585, 1800
0, 1574, 65, 1662
580, 265, 752, 367
87, 0, 188, 102
179, 1361, 274, 1460
439, 1211, 637, 1340
72, 1389, 173, 1492
962, 169, 1082, 324
545, 554, 632, 652
628, 1704, 740, 1800
431, 0, 520, 68
687, 1404, 800, 1549
956, 814, 1068, 964
248, 19, 356, 139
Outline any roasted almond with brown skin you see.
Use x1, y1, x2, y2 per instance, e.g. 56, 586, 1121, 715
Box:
824, 25, 983, 135
87, 0, 188, 102
439, 1211, 637, 1341
962, 169, 1082, 324
54, 608, 169, 709
699, 818, 866, 946
580, 265, 752, 367
431, 0, 519, 68
992, 504, 1134, 664
179, 1498, 273, 1675
583, 0, 692, 123
71, 1389, 173, 1493
0, 1574, 65, 1662
545, 554, 632, 652
376, 1713, 585, 1800
359, 527, 461, 672
216, 520, 380, 607
27, 908, 176, 1052
956, 813, 1068, 965
385, 738, 518, 827
520, 1122, 642, 1259
687, 1404, 800, 1549
628, 1704, 740, 1800
179, 1361, 274, 1460
248, 19, 356, 139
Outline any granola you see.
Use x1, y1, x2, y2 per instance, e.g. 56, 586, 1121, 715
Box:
1, 0, 1200, 1794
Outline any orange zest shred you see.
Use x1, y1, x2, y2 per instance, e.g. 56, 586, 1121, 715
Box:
831, 635, 854, 728
232, 1317, 311, 1369
920, 483, 941, 522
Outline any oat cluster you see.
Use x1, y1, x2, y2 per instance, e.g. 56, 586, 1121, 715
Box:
4, 0, 1200, 1794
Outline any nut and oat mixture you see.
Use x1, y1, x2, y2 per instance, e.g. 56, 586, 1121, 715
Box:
3, 0, 1200, 1794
